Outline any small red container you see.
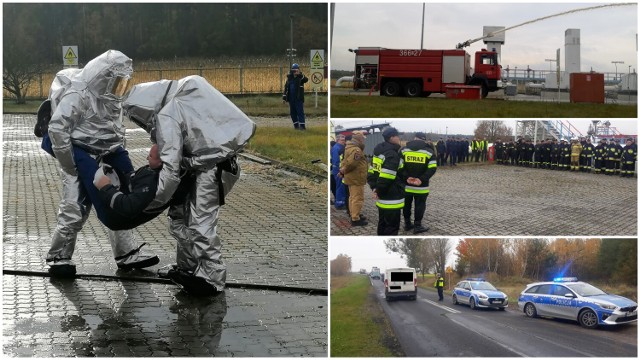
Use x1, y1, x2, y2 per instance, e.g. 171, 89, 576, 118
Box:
445, 85, 481, 99
570, 72, 604, 103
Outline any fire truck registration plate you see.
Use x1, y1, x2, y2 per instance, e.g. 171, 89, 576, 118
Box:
399, 50, 422, 56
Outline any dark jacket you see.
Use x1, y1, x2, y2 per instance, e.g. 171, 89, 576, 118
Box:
400, 140, 437, 195
98, 166, 162, 230
367, 141, 404, 209
283, 72, 309, 103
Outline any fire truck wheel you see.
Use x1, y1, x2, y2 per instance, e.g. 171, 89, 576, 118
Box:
424, 92, 431, 97
404, 82, 422, 97
382, 81, 401, 97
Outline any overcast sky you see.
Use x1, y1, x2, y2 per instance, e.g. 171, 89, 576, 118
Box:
331, 119, 638, 136
331, 2, 637, 74
330, 237, 459, 272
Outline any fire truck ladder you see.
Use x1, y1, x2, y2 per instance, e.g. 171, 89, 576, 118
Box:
516, 120, 582, 142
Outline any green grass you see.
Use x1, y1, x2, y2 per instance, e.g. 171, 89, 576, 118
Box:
245, 125, 327, 174
229, 94, 327, 117
331, 275, 396, 357
330, 95, 637, 118
3, 98, 328, 174
3, 95, 328, 118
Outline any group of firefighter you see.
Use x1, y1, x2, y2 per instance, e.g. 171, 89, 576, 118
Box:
435, 138, 490, 166
494, 137, 637, 177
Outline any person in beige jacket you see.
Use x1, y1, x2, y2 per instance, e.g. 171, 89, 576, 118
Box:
339, 131, 369, 226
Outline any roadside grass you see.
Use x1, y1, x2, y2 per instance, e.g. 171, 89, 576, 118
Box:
330, 94, 637, 118
416, 273, 637, 307
228, 94, 327, 117
245, 125, 327, 174
331, 274, 400, 357
3, 95, 328, 118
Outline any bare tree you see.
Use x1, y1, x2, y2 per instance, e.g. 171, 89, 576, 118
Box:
474, 120, 513, 142
424, 238, 452, 275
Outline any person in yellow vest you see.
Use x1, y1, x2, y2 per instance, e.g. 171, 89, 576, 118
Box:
570, 138, 583, 171
367, 127, 404, 235
340, 131, 369, 226
434, 273, 444, 301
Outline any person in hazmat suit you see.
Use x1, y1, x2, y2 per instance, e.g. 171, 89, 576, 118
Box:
122, 75, 256, 296
37, 50, 160, 277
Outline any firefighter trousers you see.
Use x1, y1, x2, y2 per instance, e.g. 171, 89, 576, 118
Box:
347, 184, 364, 221
403, 193, 428, 224
377, 207, 401, 236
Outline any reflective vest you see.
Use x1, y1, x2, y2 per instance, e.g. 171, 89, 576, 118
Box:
434, 277, 444, 288
401, 146, 436, 195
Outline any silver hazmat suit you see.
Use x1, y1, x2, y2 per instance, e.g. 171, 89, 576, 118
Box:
123, 75, 256, 290
45, 50, 155, 267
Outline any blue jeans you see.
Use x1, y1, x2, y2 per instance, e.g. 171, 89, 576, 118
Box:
42, 134, 135, 229
333, 173, 346, 207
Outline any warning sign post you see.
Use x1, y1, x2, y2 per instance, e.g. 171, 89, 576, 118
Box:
309, 49, 325, 108
62, 46, 79, 67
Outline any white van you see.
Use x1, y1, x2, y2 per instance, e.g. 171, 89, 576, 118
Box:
384, 268, 417, 301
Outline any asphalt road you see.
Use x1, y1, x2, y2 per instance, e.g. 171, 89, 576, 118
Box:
370, 279, 637, 357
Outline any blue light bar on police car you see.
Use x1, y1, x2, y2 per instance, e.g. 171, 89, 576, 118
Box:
553, 277, 578, 282
466, 278, 485, 281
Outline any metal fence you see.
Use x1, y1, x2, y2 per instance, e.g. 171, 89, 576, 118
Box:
4, 65, 327, 100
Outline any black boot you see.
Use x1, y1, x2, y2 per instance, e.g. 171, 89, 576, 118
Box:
351, 218, 368, 226
413, 223, 430, 234
404, 219, 414, 231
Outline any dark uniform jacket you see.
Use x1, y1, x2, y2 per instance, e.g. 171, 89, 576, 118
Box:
368, 141, 404, 209
400, 140, 437, 195
594, 143, 606, 160
283, 72, 309, 103
621, 143, 637, 162
98, 166, 162, 230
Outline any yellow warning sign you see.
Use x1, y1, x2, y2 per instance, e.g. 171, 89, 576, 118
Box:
312, 51, 323, 64
65, 48, 76, 60
62, 46, 78, 66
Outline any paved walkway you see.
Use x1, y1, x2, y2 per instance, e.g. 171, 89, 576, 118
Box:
3, 114, 327, 357
331, 163, 637, 236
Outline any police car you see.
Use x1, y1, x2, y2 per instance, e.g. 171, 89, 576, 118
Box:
452, 278, 508, 310
517, 277, 638, 329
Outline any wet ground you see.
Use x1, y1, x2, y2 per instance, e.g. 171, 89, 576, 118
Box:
3, 114, 328, 357
332, 162, 637, 236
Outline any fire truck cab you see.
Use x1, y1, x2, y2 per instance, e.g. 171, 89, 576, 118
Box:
349, 47, 501, 98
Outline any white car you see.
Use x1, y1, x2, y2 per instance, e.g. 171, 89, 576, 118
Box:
384, 268, 417, 301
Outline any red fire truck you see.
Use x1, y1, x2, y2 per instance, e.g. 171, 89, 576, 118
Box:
349, 47, 502, 98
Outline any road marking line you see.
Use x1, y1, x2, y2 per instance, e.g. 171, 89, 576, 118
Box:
420, 298, 461, 313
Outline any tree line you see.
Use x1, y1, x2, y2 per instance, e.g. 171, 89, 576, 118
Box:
3, 3, 327, 65
455, 238, 636, 285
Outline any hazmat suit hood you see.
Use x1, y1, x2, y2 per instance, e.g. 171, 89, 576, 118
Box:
71, 49, 133, 101
122, 79, 176, 139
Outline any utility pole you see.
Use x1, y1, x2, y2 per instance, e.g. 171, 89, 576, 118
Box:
288, 14, 296, 69
420, 3, 425, 49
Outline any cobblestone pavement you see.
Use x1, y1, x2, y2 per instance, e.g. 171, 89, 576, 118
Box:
331, 163, 637, 236
3, 114, 327, 356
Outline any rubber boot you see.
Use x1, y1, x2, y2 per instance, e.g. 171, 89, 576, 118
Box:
413, 222, 430, 234
404, 219, 414, 231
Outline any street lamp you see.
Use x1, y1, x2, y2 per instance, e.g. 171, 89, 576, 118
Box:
612, 61, 624, 82
545, 59, 556, 72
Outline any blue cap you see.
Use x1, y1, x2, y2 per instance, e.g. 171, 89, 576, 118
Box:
292, 63, 300, 70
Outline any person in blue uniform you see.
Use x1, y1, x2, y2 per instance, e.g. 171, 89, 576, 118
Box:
282, 63, 308, 130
